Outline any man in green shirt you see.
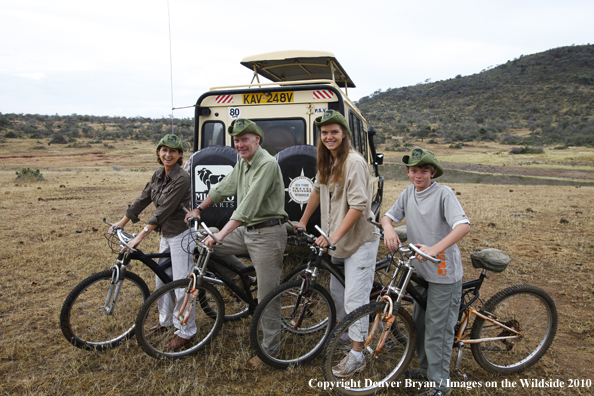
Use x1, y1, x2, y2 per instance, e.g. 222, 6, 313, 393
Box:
185, 118, 287, 368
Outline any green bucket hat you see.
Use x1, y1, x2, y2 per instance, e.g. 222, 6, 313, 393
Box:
402, 148, 444, 178
156, 134, 184, 153
314, 110, 352, 138
228, 118, 264, 142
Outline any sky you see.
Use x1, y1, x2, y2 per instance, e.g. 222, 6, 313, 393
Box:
1, 0, 593, 119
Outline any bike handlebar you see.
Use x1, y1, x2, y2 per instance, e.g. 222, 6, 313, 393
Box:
407, 243, 440, 263
287, 219, 336, 251
103, 218, 137, 252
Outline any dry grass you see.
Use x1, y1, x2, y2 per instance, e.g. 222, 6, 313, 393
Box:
1, 140, 593, 395
380, 141, 594, 171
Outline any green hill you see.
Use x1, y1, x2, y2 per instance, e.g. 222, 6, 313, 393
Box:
357, 44, 594, 149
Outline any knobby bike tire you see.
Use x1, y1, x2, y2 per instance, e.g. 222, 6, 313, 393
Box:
60, 270, 150, 351
202, 257, 255, 322
322, 302, 416, 396
470, 284, 558, 374
135, 279, 225, 359
249, 280, 336, 369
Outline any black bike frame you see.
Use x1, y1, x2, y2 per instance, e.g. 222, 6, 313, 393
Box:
119, 250, 173, 285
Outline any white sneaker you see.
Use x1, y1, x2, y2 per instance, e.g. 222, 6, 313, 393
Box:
332, 352, 366, 377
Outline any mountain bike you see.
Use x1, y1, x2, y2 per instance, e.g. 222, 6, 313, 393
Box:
59, 219, 175, 351
248, 221, 390, 369
134, 218, 258, 359
321, 234, 558, 395
60, 218, 252, 351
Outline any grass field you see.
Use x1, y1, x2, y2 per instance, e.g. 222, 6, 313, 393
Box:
0, 139, 593, 395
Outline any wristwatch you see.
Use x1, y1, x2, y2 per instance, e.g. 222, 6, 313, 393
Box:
143, 226, 151, 234
197, 206, 203, 212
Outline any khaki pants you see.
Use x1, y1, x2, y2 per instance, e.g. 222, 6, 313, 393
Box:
212, 223, 287, 354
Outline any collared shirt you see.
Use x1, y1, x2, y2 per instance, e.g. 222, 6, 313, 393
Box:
314, 150, 378, 258
126, 163, 191, 238
209, 146, 287, 227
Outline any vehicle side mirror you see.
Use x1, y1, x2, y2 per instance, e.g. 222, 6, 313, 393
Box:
375, 153, 384, 166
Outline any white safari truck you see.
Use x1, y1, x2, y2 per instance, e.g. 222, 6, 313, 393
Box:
189, 50, 384, 232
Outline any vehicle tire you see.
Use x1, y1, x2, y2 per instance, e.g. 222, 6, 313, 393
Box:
322, 302, 415, 396
470, 284, 558, 374
189, 145, 238, 231
135, 279, 225, 359
276, 145, 320, 233
60, 270, 150, 351
249, 279, 336, 368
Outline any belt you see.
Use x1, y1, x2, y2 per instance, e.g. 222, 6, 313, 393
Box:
246, 218, 285, 231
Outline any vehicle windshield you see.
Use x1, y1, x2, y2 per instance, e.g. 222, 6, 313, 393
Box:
256, 119, 306, 155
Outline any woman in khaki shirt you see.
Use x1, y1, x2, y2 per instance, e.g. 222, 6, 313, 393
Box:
109, 134, 195, 352
294, 110, 379, 377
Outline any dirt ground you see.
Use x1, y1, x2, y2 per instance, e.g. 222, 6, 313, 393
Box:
0, 139, 593, 395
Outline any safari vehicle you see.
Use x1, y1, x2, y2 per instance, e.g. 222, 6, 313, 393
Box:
189, 50, 384, 231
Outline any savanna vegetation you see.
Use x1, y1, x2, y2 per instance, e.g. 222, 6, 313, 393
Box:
1, 44, 593, 395
0, 140, 592, 395
2, 45, 594, 158
358, 44, 594, 151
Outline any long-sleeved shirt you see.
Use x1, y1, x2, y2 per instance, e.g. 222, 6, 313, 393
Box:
209, 146, 287, 227
126, 163, 191, 237
315, 150, 378, 258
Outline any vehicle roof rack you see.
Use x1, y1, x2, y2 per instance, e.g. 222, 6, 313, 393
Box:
240, 50, 356, 91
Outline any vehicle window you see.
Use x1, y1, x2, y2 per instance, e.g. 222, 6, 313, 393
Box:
349, 111, 359, 152
252, 119, 306, 155
202, 121, 225, 148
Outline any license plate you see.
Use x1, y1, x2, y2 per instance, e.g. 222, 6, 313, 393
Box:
242, 92, 294, 105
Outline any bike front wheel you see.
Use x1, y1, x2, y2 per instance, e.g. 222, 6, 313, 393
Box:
135, 279, 225, 359
322, 302, 416, 396
470, 284, 558, 374
249, 280, 336, 368
60, 270, 150, 351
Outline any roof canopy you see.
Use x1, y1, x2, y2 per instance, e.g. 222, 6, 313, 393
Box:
240, 50, 356, 88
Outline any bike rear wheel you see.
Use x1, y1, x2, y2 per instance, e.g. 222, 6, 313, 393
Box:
201, 256, 255, 322
322, 302, 415, 396
60, 270, 150, 351
249, 280, 336, 368
135, 279, 224, 359
470, 284, 558, 374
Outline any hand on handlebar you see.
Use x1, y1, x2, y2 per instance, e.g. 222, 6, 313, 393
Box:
184, 208, 201, 223
412, 244, 440, 263
203, 232, 223, 248
120, 233, 142, 253
314, 235, 334, 248
292, 221, 307, 236
108, 222, 124, 235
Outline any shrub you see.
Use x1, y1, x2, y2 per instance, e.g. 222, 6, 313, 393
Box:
15, 168, 44, 181
509, 146, 544, 154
